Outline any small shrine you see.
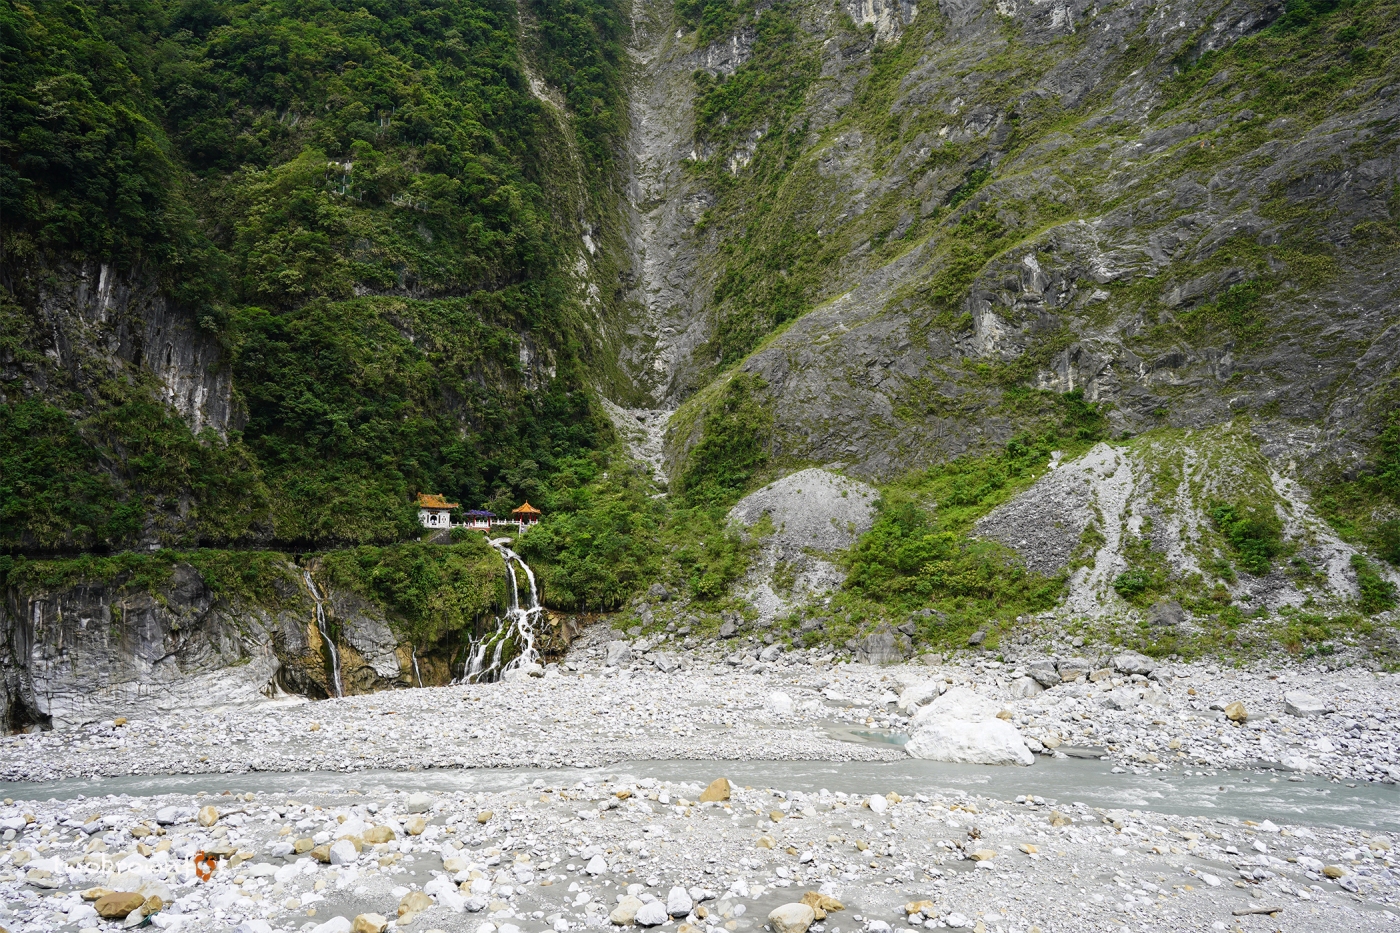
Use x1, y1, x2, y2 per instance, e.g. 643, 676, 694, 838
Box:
462, 509, 495, 529
511, 502, 542, 527
415, 493, 459, 529
415, 495, 542, 532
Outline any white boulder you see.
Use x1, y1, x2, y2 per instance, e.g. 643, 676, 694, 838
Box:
328, 839, 359, 866
896, 681, 943, 712
666, 886, 693, 917
1284, 691, 1329, 718
1008, 676, 1043, 699
635, 901, 668, 926
906, 686, 1033, 766
910, 686, 1002, 726
905, 719, 1035, 766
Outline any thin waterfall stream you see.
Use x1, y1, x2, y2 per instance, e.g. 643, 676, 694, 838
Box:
460, 539, 544, 682
303, 570, 343, 698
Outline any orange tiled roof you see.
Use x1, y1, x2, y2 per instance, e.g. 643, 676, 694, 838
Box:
415, 493, 460, 510
511, 501, 542, 516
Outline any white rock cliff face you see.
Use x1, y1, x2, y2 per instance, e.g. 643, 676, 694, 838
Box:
0, 561, 410, 731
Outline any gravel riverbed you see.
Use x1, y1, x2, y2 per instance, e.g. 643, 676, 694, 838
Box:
3, 644, 1400, 932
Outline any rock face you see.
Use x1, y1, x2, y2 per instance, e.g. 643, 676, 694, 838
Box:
10, 263, 235, 440
629, 0, 1400, 625
855, 625, 912, 665
0, 558, 423, 731
0, 563, 299, 730
905, 687, 1034, 766
326, 590, 402, 681
727, 468, 878, 623
654, 0, 1400, 488
975, 435, 1387, 618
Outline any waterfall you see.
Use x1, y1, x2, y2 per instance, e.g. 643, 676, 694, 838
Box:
459, 539, 544, 683
411, 647, 424, 688
303, 570, 343, 698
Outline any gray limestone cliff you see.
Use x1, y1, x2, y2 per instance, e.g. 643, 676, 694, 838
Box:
0, 560, 413, 733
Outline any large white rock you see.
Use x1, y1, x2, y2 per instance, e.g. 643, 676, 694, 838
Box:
666, 886, 693, 917
767, 691, 794, 715
905, 686, 1033, 766
905, 719, 1035, 766
605, 641, 632, 667
896, 681, 943, 712
635, 901, 668, 926
1284, 691, 1329, 718
334, 818, 369, 839
910, 686, 1002, 727
1008, 676, 1043, 699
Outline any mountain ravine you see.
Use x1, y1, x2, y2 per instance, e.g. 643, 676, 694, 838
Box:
3, 0, 1400, 728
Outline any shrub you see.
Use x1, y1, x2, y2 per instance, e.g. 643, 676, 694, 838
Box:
1210, 500, 1286, 575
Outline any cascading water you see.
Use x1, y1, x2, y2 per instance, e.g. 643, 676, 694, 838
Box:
460, 540, 544, 683
303, 570, 343, 698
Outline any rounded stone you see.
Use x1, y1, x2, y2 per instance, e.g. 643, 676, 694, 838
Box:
768, 903, 816, 933
95, 891, 145, 920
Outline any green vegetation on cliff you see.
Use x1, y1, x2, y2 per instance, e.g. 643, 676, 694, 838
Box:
1, 0, 627, 551
1316, 407, 1400, 571
836, 390, 1107, 645
321, 538, 505, 650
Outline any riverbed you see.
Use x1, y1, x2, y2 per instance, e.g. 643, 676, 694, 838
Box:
4, 647, 1400, 932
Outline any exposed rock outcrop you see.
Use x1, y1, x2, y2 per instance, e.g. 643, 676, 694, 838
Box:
2, 262, 235, 437
727, 468, 879, 622
0, 560, 429, 732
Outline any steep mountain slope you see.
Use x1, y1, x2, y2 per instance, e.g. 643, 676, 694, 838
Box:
598, 0, 1400, 645
1, 0, 626, 549
3, 0, 1400, 727
653, 0, 1399, 482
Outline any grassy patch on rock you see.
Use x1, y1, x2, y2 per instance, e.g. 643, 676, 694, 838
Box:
826, 390, 1108, 650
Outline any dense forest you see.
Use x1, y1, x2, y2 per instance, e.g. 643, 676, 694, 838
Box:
1, 0, 627, 549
